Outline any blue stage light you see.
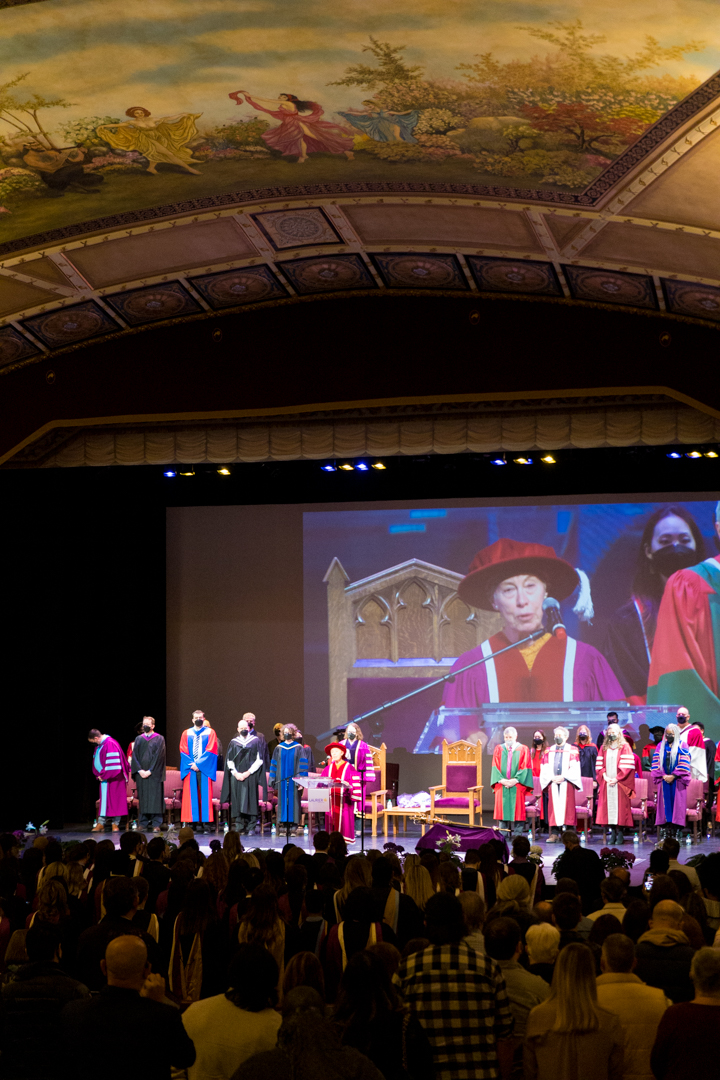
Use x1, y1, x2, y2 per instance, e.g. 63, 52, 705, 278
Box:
164, 470, 177, 477
356, 462, 369, 471
666, 452, 682, 459
491, 458, 506, 466
321, 464, 337, 472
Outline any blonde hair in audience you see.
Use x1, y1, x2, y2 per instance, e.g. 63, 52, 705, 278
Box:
403, 862, 435, 911
525, 922, 560, 965
548, 943, 600, 1033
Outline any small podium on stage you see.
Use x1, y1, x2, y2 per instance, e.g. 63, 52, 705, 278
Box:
293, 774, 331, 814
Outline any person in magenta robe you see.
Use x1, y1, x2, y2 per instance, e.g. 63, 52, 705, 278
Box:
539, 726, 582, 841
321, 742, 361, 844
595, 724, 635, 844
88, 728, 130, 832
652, 723, 692, 839
229, 90, 354, 162
441, 539, 625, 727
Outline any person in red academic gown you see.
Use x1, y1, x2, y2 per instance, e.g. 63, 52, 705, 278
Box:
595, 724, 636, 844
539, 727, 582, 842
321, 742, 361, 844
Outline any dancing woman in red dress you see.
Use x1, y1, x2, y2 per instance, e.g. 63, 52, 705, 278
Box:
229, 91, 354, 162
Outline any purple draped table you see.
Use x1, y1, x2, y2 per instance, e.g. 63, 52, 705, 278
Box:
415, 823, 509, 859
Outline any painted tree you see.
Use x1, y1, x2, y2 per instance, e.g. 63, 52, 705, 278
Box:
521, 102, 648, 153
0, 73, 74, 150
329, 38, 422, 92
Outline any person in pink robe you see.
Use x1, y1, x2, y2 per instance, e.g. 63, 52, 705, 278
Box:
321, 742, 361, 844
595, 724, 635, 844
229, 91, 354, 162
88, 728, 130, 831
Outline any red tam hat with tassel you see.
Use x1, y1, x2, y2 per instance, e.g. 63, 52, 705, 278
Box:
457, 538, 579, 611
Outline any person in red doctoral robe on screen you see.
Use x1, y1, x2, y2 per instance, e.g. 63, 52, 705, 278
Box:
229, 90, 354, 163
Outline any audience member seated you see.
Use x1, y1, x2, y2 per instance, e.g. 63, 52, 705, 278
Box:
662, 838, 701, 890
332, 857, 371, 925
458, 891, 485, 954
525, 923, 560, 984
595, 933, 669, 1080
403, 857, 435, 913
397, 893, 513, 1080
283, 950, 326, 1004
650, 947, 720, 1080
554, 879, 594, 939
697, 852, 720, 939
508, 837, 545, 901
370, 857, 423, 950
366, 941, 402, 983
622, 899, 651, 943
524, 943, 624, 1080
635, 900, 695, 1004
231, 987, 384, 1080
237, 885, 286, 989
73, 877, 158, 991
324, 886, 398, 1003
484, 917, 549, 1078
587, 877, 627, 924
181, 943, 281, 1080
333, 949, 434, 1080
287, 888, 326, 959
168, 878, 227, 1005
0, 923, 89, 1080
60, 935, 195, 1080
551, 832, 605, 915
642, 849, 670, 890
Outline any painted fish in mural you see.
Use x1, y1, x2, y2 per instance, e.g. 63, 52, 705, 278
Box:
96, 109, 203, 175
229, 92, 354, 162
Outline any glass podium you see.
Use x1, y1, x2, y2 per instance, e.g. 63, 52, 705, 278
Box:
413, 702, 681, 755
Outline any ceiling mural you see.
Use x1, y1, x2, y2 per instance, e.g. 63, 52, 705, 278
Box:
1, 0, 720, 368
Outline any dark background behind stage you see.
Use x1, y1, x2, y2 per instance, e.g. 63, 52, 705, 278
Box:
2, 453, 719, 830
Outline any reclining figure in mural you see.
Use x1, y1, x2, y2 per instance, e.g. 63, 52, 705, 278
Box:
441, 538, 625, 722
97, 108, 202, 175
229, 90, 354, 163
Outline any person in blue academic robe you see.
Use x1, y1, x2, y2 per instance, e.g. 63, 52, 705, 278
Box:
180, 710, 218, 833
269, 725, 308, 835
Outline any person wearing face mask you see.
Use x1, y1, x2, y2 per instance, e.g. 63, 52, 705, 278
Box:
441, 539, 623, 720
648, 503, 720, 732
642, 726, 666, 770
575, 725, 598, 786
491, 726, 533, 837
180, 710, 218, 834
131, 716, 166, 833
221, 718, 264, 834
242, 713, 270, 776
321, 742, 362, 843
673, 707, 708, 783
269, 724, 308, 836
340, 723, 375, 784
539, 727, 582, 842
530, 730, 549, 836
595, 724, 635, 844
652, 724, 692, 840
603, 505, 705, 705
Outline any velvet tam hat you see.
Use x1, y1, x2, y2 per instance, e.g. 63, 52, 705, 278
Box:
325, 742, 347, 756
457, 537, 579, 611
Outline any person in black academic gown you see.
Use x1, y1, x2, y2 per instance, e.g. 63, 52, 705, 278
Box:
221, 718, 264, 834
131, 717, 166, 833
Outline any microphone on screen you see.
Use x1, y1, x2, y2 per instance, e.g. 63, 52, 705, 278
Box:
542, 597, 567, 639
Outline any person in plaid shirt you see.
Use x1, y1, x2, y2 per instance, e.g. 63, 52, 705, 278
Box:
397, 893, 514, 1080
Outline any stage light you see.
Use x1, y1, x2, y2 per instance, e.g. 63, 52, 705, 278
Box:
163, 469, 177, 478
179, 469, 196, 476
514, 457, 533, 465
666, 452, 682, 459
356, 462, 369, 471
541, 454, 556, 464
217, 467, 231, 475
321, 463, 336, 472
686, 451, 702, 459
339, 464, 354, 471
372, 462, 386, 470
491, 457, 506, 466
705, 451, 719, 458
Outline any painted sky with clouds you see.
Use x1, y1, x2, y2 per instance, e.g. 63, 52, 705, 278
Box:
1, 0, 719, 135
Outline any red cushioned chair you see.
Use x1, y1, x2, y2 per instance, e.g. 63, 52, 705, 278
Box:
524, 776, 543, 843
429, 740, 483, 827
211, 772, 226, 834
163, 768, 182, 826
574, 776, 594, 839
126, 777, 138, 829
684, 777, 705, 843
642, 771, 657, 833
258, 773, 276, 836
629, 776, 649, 843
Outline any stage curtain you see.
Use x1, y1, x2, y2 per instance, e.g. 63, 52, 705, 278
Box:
42, 404, 720, 467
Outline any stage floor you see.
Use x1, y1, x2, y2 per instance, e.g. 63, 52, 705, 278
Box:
58, 824, 719, 888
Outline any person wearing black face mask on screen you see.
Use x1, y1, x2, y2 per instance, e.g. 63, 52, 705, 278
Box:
602, 505, 706, 704
131, 716, 166, 833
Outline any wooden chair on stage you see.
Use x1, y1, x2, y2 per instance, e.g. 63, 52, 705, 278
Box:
163, 768, 182, 826
361, 742, 389, 838
428, 739, 483, 827
629, 777, 649, 843
574, 777, 594, 839
684, 778, 705, 842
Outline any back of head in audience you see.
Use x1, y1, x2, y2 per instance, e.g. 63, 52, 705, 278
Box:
25, 922, 62, 964
459, 890, 485, 932
691, 948, 720, 999
552, 892, 582, 931
648, 849, 671, 875
599, 876, 626, 904
601, 933, 635, 974
313, 830, 330, 852
424, 893, 465, 945
549, 943, 600, 1032
555, 878, 580, 897
588, 914, 623, 947
371, 856, 393, 889
103, 877, 138, 919
663, 837, 681, 860
283, 951, 325, 1002
533, 901, 553, 924
650, 899, 685, 928
484, 917, 522, 962
367, 941, 402, 980
622, 899, 651, 942
649, 874, 680, 911
402, 937, 430, 958
526, 922, 560, 965
334, 948, 399, 1027
227, 942, 280, 1010
512, 836, 531, 858
698, 852, 720, 900
102, 934, 149, 990
496, 875, 530, 907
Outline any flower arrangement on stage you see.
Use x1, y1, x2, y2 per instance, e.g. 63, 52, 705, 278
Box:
383, 841, 405, 857
599, 847, 637, 872
22, 820, 49, 840
528, 845, 544, 867
439, 831, 462, 857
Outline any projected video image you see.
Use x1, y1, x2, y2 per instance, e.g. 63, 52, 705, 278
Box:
303, 500, 720, 754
